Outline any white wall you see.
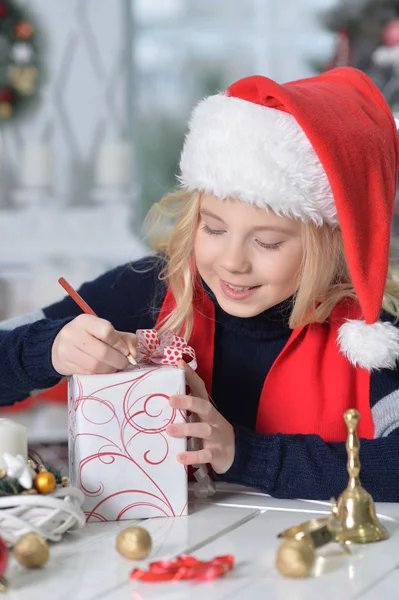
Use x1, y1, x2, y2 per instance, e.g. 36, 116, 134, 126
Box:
0, 0, 143, 316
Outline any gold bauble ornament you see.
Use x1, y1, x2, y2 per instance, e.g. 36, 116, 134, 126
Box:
9, 66, 38, 95
275, 538, 315, 578
13, 533, 49, 569
0, 103, 12, 119
61, 476, 70, 487
34, 471, 56, 494
116, 526, 152, 560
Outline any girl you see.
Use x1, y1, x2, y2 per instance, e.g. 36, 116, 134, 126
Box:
2, 66, 399, 501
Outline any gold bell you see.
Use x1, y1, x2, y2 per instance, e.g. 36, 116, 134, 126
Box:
332, 409, 389, 544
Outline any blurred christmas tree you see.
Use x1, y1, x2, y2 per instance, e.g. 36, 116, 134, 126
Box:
320, 0, 399, 255
136, 67, 225, 220
320, 0, 399, 111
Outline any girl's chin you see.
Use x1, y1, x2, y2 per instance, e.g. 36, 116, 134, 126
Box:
214, 294, 269, 318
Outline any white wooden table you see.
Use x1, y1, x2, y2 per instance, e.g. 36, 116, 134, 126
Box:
4, 483, 399, 600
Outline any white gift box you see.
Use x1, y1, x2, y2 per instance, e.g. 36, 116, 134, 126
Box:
68, 365, 188, 522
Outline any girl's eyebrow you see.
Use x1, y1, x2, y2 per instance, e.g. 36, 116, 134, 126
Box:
200, 209, 296, 234
200, 209, 225, 223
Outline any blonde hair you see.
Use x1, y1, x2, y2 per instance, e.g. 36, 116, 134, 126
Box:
144, 190, 399, 338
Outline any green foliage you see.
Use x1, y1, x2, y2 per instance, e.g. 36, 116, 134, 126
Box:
0, 475, 24, 496
136, 115, 186, 220
0, 461, 63, 496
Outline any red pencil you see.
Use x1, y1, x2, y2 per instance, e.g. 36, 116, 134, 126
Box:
58, 277, 137, 366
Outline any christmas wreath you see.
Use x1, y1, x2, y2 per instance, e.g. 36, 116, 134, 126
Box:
0, 0, 42, 122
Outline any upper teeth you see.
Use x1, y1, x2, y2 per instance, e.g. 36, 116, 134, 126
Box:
225, 283, 251, 291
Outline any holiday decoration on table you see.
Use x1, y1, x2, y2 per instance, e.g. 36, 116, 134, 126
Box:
0, 446, 86, 548
115, 523, 235, 583
276, 409, 388, 579
130, 553, 235, 582
0, 0, 43, 122
115, 525, 235, 584
276, 538, 315, 579
0, 536, 8, 592
116, 526, 152, 560
0, 418, 27, 469
0, 531, 49, 593
13, 532, 49, 569
69, 329, 215, 523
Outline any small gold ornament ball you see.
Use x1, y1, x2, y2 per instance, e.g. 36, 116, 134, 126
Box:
116, 526, 152, 560
275, 538, 315, 578
34, 471, 56, 494
0, 103, 12, 120
13, 533, 49, 569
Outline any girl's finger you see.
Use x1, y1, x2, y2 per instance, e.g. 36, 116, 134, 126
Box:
179, 361, 208, 399
169, 394, 214, 420
166, 421, 213, 439
176, 448, 213, 466
69, 349, 119, 375
84, 316, 129, 357
118, 332, 138, 358
79, 332, 128, 370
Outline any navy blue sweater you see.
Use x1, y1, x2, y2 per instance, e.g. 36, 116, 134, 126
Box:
1, 256, 399, 501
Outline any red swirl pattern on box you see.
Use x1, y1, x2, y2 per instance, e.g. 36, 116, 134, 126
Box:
68, 366, 188, 522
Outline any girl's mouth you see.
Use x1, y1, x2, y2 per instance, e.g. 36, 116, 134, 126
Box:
220, 280, 260, 300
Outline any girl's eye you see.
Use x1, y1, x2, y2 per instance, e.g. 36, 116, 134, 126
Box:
256, 240, 283, 250
201, 223, 225, 236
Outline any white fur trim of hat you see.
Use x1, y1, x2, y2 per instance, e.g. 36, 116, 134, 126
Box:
179, 94, 338, 226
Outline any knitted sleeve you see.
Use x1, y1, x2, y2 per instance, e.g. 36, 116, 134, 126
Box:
217, 425, 399, 501
215, 313, 399, 502
0, 255, 166, 406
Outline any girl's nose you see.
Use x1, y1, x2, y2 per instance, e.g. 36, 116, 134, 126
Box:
220, 239, 251, 274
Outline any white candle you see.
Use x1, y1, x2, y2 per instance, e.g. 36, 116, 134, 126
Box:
20, 142, 53, 188
94, 142, 132, 187
0, 418, 28, 470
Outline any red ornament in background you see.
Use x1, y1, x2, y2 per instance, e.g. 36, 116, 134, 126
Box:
382, 19, 399, 47
0, 536, 8, 579
15, 20, 33, 40
0, 88, 12, 103
326, 29, 351, 70
0, 3, 9, 18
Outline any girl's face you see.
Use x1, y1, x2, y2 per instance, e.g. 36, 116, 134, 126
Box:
194, 193, 304, 318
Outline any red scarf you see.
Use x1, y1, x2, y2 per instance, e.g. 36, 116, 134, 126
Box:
8, 284, 373, 442
156, 285, 373, 441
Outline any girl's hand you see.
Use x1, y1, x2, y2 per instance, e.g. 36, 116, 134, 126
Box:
51, 314, 137, 376
166, 361, 235, 474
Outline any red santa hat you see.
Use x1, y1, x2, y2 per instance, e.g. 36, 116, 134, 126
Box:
179, 67, 399, 371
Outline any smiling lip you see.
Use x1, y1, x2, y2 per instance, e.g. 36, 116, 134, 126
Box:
220, 279, 260, 300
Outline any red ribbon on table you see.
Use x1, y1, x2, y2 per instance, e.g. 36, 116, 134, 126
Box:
130, 554, 234, 582
135, 329, 197, 370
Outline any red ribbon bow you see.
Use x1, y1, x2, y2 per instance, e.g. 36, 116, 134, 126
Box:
130, 554, 234, 582
135, 329, 197, 370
